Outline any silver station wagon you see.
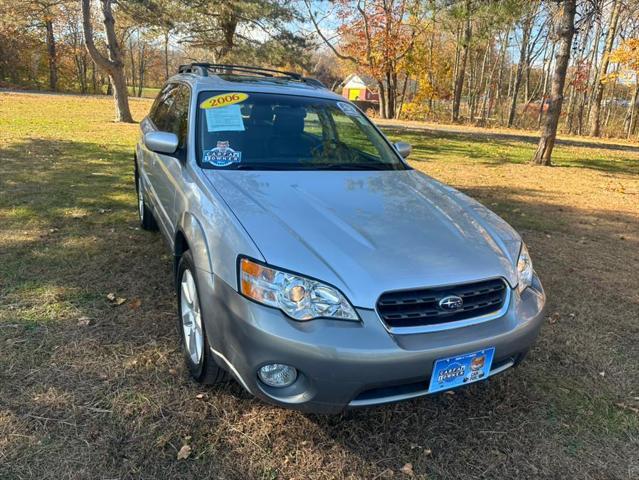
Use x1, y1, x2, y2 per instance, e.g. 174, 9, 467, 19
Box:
135, 63, 546, 413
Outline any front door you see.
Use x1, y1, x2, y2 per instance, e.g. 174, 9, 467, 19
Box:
142, 83, 190, 237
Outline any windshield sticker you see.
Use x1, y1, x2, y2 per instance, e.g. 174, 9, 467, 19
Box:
205, 104, 245, 132
203, 141, 242, 167
200, 92, 249, 109
337, 102, 360, 117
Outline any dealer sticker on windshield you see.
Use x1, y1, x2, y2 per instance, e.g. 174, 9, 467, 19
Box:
201, 92, 248, 132
202, 141, 242, 167
428, 347, 495, 394
200, 92, 249, 109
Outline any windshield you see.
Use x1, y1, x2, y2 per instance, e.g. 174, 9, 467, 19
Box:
196, 91, 408, 171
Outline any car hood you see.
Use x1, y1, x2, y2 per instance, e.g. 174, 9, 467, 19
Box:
203, 169, 521, 308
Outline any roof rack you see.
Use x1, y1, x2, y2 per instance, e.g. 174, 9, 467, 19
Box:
177, 63, 325, 88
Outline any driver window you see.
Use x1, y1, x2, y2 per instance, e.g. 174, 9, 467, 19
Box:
167, 85, 190, 148
149, 84, 178, 131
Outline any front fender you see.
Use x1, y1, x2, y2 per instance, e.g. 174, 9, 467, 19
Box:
177, 212, 213, 274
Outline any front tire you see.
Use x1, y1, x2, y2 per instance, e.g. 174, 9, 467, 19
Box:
177, 250, 228, 384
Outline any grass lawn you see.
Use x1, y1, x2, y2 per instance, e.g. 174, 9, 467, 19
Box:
1, 92, 638, 479
125, 86, 162, 99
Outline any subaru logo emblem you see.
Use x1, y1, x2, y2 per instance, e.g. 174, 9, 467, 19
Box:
439, 295, 463, 311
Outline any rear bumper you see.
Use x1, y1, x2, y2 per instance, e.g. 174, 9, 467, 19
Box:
197, 270, 546, 414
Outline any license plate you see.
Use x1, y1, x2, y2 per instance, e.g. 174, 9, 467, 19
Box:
428, 347, 495, 394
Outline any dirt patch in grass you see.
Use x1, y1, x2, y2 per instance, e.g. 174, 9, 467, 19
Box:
1, 92, 638, 479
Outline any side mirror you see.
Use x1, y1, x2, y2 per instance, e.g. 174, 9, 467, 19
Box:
394, 141, 412, 159
144, 131, 178, 154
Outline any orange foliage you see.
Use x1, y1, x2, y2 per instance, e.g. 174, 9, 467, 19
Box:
334, 0, 418, 80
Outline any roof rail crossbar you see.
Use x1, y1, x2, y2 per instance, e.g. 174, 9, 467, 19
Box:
178, 63, 210, 76
179, 63, 303, 80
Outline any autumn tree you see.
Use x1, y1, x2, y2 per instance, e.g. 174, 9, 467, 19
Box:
608, 38, 639, 137
507, 2, 539, 127
81, 0, 133, 122
589, 0, 622, 137
531, 0, 576, 166
0, 0, 64, 90
404, 15, 455, 117
119, 0, 182, 81
307, 0, 421, 119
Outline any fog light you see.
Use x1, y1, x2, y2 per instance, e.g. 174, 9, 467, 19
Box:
258, 363, 298, 388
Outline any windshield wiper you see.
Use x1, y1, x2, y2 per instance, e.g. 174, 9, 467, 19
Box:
311, 163, 394, 171
213, 162, 397, 171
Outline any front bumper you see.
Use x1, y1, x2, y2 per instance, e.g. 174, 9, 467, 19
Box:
198, 270, 546, 414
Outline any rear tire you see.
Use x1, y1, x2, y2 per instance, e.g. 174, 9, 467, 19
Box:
136, 172, 158, 231
177, 250, 228, 385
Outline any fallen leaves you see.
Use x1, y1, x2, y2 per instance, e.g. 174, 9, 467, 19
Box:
128, 298, 142, 310
400, 463, 414, 477
106, 293, 126, 306
176, 444, 192, 460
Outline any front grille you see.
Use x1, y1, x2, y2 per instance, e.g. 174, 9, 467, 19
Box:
377, 278, 508, 329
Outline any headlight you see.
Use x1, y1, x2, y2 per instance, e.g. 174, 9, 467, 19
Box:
517, 243, 534, 293
239, 258, 359, 321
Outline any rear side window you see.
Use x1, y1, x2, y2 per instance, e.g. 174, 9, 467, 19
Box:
149, 83, 190, 149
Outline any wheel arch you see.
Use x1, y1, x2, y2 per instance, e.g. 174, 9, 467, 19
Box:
174, 212, 214, 279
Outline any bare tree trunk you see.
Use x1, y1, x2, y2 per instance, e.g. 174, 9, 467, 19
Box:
481, 43, 498, 123
44, 17, 57, 91
452, 0, 471, 123
584, 19, 602, 128
74, 54, 87, 94
81, 0, 133, 122
137, 42, 145, 98
386, 70, 397, 119
163, 30, 170, 80
627, 83, 639, 138
589, 0, 621, 137
428, 25, 436, 112
472, 45, 489, 122
218, 8, 238, 60
398, 73, 409, 118
493, 30, 508, 122
467, 50, 476, 121
129, 36, 136, 97
532, 0, 576, 166
508, 11, 534, 127
538, 40, 556, 127
377, 80, 387, 119
91, 61, 98, 94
